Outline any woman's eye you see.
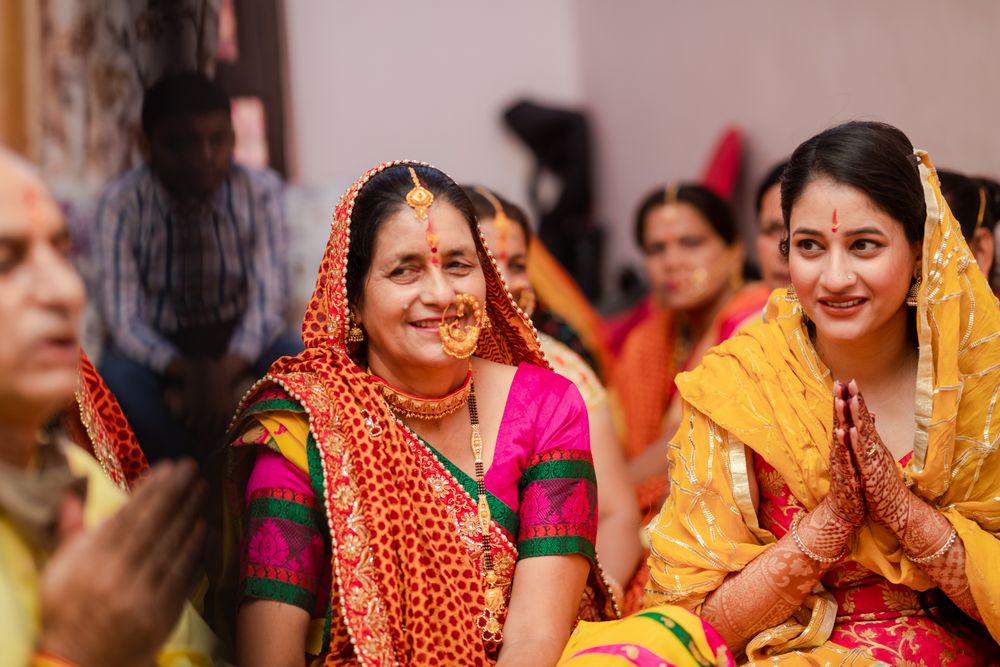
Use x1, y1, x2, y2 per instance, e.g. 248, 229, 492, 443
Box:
679, 236, 705, 248
852, 239, 881, 253
796, 239, 822, 252
390, 266, 417, 278
508, 261, 527, 275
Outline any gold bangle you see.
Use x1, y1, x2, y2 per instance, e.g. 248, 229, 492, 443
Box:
791, 512, 847, 564
906, 527, 959, 564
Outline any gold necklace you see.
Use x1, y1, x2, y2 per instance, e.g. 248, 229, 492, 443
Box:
468, 384, 504, 643
371, 370, 472, 420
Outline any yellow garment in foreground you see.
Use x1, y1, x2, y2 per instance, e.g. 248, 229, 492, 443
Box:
558, 604, 733, 666
644, 152, 1000, 663
0, 443, 220, 667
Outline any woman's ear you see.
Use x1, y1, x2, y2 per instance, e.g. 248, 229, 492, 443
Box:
971, 227, 995, 276
913, 244, 923, 280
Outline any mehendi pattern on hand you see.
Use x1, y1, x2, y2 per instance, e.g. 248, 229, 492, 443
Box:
845, 386, 911, 536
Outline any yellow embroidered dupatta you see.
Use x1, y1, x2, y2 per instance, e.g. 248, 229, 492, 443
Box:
644, 151, 1000, 656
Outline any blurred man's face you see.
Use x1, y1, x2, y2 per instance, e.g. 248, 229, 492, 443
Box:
0, 161, 85, 428
148, 111, 234, 201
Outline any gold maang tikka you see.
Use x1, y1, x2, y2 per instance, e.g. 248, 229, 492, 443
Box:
406, 166, 440, 266
440, 293, 487, 359
475, 186, 511, 261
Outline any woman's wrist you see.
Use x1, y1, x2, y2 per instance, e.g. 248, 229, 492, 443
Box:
796, 501, 854, 562
899, 494, 956, 561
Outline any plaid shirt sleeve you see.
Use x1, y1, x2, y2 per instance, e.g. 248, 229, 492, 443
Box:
95, 180, 180, 373
227, 168, 290, 363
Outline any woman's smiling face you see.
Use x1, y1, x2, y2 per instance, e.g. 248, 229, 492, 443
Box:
355, 200, 486, 373
788, 177, 920, 345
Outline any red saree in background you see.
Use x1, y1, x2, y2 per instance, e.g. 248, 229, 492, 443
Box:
62, 349, 148, 491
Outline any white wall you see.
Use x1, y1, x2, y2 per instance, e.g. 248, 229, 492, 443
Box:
577, 0, 1000, 291
283, 0, 584, 209
283, 2, 1000, 305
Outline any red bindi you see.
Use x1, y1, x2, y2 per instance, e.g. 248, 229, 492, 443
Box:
831, 208, 839, 233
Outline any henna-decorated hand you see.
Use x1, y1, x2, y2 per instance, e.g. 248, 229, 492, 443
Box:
829, 381, 867, 528
843, 380, 913, 537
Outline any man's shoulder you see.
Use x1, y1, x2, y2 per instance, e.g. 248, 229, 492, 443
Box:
229, 163, 284, 194
99, 164, 157, 209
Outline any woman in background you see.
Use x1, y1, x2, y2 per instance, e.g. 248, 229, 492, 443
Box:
465, 185, 641, 604
611, 184, 770, 610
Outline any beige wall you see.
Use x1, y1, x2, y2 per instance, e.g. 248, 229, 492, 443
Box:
283, 1, 1000, 300
577, 0, 1000, 284
283, 0, 583, 210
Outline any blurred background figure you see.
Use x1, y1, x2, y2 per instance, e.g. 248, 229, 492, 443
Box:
465, 184, 642, 603
0, 147, 217, 667
754, 161, 790, 293
610, 183, 770, 611
94, 72, 300, 463
938, 169, 996, 282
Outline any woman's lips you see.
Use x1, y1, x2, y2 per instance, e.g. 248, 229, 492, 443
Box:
817, 296, 867, 317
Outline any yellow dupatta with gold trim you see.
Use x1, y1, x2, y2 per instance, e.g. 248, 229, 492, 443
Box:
644, 151, 1000, 656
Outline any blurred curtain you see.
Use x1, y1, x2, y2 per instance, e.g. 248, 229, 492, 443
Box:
32, 0, 220, 194
0, 0, 31, 155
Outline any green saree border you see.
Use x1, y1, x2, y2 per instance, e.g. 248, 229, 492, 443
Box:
518, 535, 596, 562
519, 458, 596, 486
242, 576, 316, 613
415, 433, 519, 538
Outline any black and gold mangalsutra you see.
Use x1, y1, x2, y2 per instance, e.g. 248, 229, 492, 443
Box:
469, 385, 504, 642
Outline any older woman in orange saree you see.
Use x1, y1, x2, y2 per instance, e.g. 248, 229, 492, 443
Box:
646, 122, 1000, 664
208, 162, 616, 666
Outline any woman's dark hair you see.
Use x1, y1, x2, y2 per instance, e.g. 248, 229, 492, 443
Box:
939, 173, 1000, 296
633, 183, 737, 250
780, 121, 925, 256
755, 161, 787, 217
346, 164, 478, 309
461, 185, 533, 244
938, 169, 994, 242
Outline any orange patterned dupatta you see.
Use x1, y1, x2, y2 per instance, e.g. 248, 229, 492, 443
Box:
212, 161, 615, 666
611, 282, 771, 461
62, 350, 149, 491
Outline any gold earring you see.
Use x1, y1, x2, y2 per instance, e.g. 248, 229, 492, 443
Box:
785, 284, 798, 303
906, 275, 922, 307
439, 294, 485, 359
347, 314, 365, 343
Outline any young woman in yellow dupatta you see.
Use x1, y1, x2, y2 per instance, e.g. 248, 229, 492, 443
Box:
646, 121, 1000, 664
211, 162, 616, 666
